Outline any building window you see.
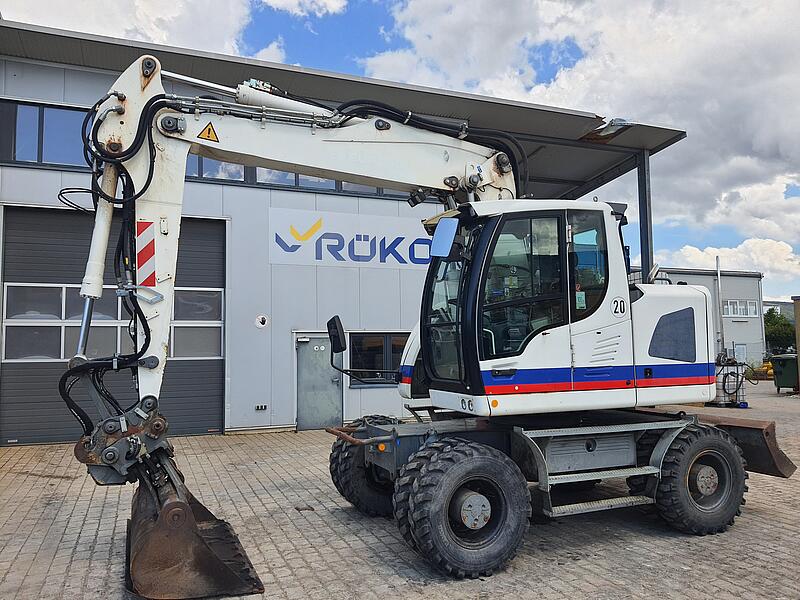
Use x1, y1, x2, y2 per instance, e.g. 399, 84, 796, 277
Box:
0, 98, 422, 201
723, 299, 758, 317
256, 167, 296, 186
42, 107, 86, 166
349, 332, 409, 386
341, 180, 378, 194
298, 173, 336, 190
1, 284, 223, 361
14, 104, 39, 162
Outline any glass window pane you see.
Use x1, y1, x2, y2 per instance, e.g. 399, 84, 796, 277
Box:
5, 326, 61, 359
6, 287, 62, 319
64, 326, 116, 359
202, 158, 244, 180
42, 107, 86, 166
15, 104, 39, 162
186, 154, 199, 177
748, 301, 757, 316
382, 188, 407, 197
390, 334, 409, 370
350, 334, 386, 381
173, 326, 221, 357
174, 290, 222, 321
65, 287, 117, 320
341, 181, 377, 194
298, 174, 335, 189
723, 302, 730, 316
256, 168, 295, 186
569, 210, 608, 320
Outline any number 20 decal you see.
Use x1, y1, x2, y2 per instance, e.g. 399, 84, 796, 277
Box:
611, 296, 627, 318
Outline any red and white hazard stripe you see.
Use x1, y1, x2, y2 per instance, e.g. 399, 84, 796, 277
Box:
136, 221, 156, 287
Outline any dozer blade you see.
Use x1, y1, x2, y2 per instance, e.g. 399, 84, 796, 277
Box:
694, 413, 796, 478
641, 408, 796, 478
127, 458, 263, 600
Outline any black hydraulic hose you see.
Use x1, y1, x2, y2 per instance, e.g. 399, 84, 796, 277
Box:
335, 99, 529, 195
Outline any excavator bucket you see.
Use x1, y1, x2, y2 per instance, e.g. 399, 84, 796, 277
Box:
126, 458, 264, 600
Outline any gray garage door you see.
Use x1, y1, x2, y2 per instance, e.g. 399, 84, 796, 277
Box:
0, 206, 226, 445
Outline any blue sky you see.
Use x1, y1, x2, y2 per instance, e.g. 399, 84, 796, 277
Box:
242, 1, 399, 73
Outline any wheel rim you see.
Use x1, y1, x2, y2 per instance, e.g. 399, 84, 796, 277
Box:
446, 477, 507, 548
685, 449, 733, 512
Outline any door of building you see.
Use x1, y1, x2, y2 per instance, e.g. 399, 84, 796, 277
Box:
296, 334, 342, 431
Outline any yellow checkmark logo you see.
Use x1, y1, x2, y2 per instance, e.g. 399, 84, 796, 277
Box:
290, 218, 323, 242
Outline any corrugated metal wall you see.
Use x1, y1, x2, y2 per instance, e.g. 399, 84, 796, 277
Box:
0, 207, 226, 445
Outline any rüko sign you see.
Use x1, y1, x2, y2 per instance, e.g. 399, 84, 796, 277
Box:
269, 208, 432, 269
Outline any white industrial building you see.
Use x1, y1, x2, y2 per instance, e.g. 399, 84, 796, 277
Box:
0, 20, 717, 445
652, 267, 766, 365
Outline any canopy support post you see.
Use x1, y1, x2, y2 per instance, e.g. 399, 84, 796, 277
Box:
637, 149, 653, 282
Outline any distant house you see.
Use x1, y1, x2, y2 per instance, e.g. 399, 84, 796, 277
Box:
632, 267, 765, 364
763, 300, 796, 324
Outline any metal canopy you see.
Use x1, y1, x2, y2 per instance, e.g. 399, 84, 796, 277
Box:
0, 20, 686, 278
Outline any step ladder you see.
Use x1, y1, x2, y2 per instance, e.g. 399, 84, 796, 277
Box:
542, 465, 659, 517
518, 417, 692, 518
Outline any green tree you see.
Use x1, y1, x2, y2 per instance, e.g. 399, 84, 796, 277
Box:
764, 308, 796, 351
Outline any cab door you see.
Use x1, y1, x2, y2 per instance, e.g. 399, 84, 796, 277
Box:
478, 212, 574, 414
567, 208, 636, 408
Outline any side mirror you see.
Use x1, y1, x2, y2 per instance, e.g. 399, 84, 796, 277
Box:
326, 315, 347, 354
430, 217, 463, 260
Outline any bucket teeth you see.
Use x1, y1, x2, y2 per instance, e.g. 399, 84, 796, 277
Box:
126, 456, 263, 599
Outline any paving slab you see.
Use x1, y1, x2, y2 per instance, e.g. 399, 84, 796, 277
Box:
0, 383, 798, 599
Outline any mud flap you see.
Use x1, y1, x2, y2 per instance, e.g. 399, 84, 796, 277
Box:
126, 458, 264, 600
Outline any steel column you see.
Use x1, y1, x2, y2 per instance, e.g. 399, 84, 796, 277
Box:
637, 149, 653, 282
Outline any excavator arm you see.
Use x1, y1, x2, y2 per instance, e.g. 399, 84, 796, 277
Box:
61, 55, 518, 599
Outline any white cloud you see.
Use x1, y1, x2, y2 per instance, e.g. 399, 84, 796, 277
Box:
364, 1, 800, 246
258, 0, 346, 17
2, 0, 254, 55
253, 37, 286, 63
655, 239, 800, 283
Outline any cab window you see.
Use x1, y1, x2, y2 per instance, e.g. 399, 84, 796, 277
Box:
481, 216, 565, 359
568, 210, 608, 321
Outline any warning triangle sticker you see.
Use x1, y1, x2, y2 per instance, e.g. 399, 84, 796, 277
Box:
197, 122, 219, 142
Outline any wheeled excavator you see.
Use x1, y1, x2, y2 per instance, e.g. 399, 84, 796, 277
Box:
61, 55, 795, 599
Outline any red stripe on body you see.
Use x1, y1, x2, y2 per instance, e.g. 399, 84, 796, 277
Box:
141, 273, 157, 287
401, 377, 412, 384
485, 382, 572, 395
636, 376, 715, 388
573, 379, 634, 391
485, 376, 714, 395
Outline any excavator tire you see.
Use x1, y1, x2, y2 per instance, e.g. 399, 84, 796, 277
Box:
627, 430, 663, 496
655, 424, 748, 535
393, 437, 467, 551
330, 415, 399, 517
407, 440, 530, 578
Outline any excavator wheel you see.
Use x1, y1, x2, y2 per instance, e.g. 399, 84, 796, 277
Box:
655, 424, 748, 535
330, 415, 399, 516
627, 430, 663, 496
407, 440, 531, 578
393, 437, 467, 551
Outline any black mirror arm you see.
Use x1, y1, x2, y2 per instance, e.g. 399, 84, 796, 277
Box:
328, 350, 399, 384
